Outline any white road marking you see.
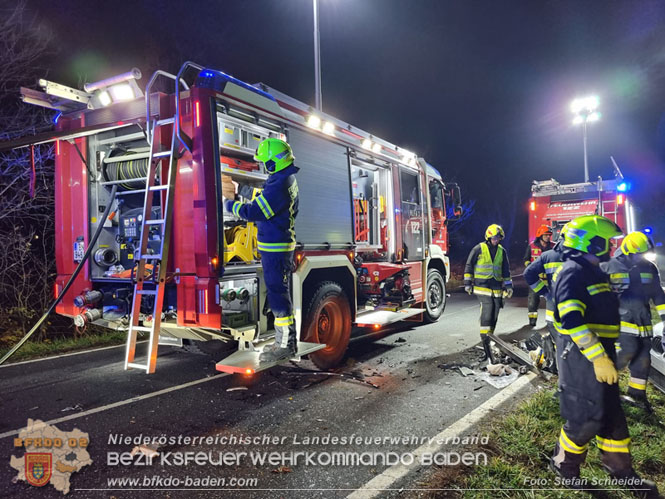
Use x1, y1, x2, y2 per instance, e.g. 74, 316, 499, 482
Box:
0, 341, 147, 368
347, 372, 537, 499
0, 373, 229, 440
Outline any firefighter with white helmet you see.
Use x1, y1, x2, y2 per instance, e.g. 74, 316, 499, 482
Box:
602, 231, 665, 412
224, 138, 300, 363
464, 224, 513, 362
549, 215, 658, 496
523, 224, 554, 326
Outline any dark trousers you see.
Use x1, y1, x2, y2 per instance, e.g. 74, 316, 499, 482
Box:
617, 333, 651, 399
552, 335, 632, 476
261, 251, 296, 347
527, 288, 540, 319
477, 293, 502, 336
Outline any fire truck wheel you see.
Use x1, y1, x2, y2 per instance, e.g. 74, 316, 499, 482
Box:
302, 281, 352, 370
424, 269, 446, 323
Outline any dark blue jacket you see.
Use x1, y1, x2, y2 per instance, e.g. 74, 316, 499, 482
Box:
524, 243, 565, 321
225, 164, 299, 252
552, 254, 620, 362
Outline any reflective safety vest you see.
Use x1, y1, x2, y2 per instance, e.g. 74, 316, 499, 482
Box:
475, 242, 504, 282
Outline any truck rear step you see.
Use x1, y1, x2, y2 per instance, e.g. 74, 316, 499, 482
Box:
354, 308, 424, 327
215, 341, 326, 374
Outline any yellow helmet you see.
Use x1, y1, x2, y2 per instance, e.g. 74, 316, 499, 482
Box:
563, 215, 622, 257
485, 224, 505, 240
620, 231, 653, 255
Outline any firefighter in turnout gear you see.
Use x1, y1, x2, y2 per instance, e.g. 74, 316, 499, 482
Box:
524, 223, 569, 373
464, 224, 512, 362
523, 224, 554, 326
602, 231, 665, 413
224, 138, 300, 363
549, 216, 659, 497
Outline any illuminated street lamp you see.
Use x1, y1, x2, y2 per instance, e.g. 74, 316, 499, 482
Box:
570, 96, 601, 183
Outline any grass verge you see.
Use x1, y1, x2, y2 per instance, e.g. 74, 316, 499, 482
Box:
0, 330, 127, 364
420, 374, 665, 498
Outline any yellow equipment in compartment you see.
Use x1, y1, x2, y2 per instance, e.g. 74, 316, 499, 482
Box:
224, 188, 260, 263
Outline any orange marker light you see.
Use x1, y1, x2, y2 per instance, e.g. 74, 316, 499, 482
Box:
245, 368, 254, 375
55, 140, 60, 155
617, 194, 625, 205
529, 200, 536, 211
195, 101, 201, 127
211, 256, 219, 268
373, 324, 381, 330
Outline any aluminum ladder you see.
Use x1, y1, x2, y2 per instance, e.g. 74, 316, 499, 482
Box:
123, 117, 178, 373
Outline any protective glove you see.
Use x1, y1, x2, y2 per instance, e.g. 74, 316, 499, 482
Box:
592, 355, 618, 384
465, 285, 473, 295
524, 261, 530, 267
503, 287, 513, 299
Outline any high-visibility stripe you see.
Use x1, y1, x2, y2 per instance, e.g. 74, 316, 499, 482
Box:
530, 280, 546, 293
558, 299, 586, 317
257, 241, 296, 252
232, 201, 242, 217
620, 321, 652, 336
528, 312, 538, 319
545, 309, 554, 322
640, 273, 653, 284
587, 283, 611, 295
544, 262, 562, 272
473, 287, 503, 297
480, 326, 493, 335
628, 377, 647, 391
581, 342, 605, 361
464, 273, 472, 280
656, 303, 665, 313
609, 272, 630, 284
559, 429, 587, 454
503, 279, 512, 286
255, 195, 272, 219
274, 315, 294, 326
258, 194, 275, 218
596, 436, 630, 453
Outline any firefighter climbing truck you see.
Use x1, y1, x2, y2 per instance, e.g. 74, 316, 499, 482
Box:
11, 62, 462, 374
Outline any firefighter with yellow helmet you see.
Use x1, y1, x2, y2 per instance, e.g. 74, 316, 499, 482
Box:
602, 231, 665, 412
464, 224, 513, 361
523, 224, 554, 326
549, 215, 658, 496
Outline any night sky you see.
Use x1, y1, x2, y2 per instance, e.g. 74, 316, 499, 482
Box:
23, 0, 665, 259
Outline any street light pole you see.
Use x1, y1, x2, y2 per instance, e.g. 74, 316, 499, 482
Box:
582, 120, 589, 183
571, 96, 600, 183
313, 0, 322, 111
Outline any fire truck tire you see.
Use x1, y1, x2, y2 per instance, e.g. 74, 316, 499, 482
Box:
424, 269, 446, 323
301, 281, 352, 370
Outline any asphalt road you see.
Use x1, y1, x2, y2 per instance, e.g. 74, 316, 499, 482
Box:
0, 290, 542, 498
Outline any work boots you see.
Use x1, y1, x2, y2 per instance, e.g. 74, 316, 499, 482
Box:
259, 316, 297, 363
621, 394, 653, 414
480, 336, 495, 363
605, 469, 660, 499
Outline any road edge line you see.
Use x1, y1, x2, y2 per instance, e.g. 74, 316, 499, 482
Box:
347, 372, 538, 499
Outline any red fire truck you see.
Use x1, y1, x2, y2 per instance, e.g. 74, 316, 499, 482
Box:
528, 160, 635, 244
8, 62, 462, 374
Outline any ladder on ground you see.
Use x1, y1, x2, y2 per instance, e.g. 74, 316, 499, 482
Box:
124, 117, 178, 373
